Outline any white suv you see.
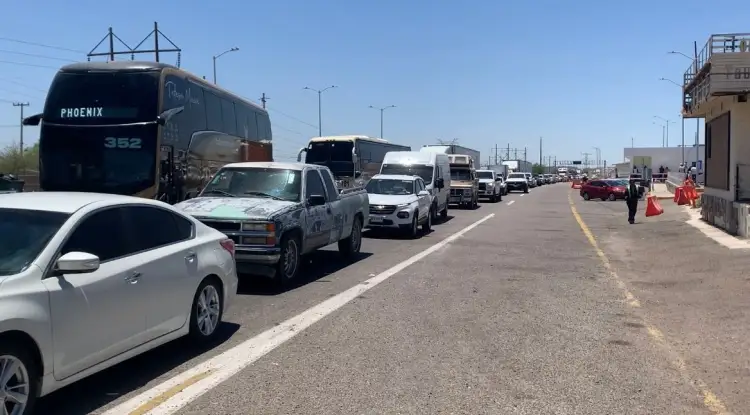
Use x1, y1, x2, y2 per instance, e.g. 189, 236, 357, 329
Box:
365, 174, 432, 238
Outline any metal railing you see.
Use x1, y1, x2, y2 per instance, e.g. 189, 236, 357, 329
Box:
683, 33, 750, 85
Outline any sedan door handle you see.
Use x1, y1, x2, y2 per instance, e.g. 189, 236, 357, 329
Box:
185, 252, 197, 261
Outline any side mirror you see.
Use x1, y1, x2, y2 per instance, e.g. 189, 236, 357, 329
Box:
354, 171, 362, 178
307, 194, 326, 206
55, 252, 100, 274
495, 177, 502, 181
22, 113, 43, 126
435, 178, 444, 188
297, 147, 307, 162
418, 190, 430, 197
156, 106, 184, 125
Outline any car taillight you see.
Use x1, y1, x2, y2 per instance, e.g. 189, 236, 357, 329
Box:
220, 238, 235, 259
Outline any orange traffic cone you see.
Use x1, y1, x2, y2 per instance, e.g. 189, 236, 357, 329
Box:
646, 195, 663, 217
674, 186, 683, 203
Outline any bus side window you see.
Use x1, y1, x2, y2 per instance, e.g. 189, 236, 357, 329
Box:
221, 99, 237, 136
256, 112, 271, 141
204, 92, 223, 132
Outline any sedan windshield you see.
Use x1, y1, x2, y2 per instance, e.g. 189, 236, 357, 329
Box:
201, 168, 302, 202
366, 179, 415, 195
0, 209, 69, 276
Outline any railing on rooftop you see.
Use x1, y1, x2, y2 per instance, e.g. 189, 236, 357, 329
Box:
683, 33, 750, 87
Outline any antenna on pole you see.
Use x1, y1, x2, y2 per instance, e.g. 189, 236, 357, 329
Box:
87, 22, 182, 67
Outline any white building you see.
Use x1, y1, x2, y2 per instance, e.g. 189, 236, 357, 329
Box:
623, 145, 705, 172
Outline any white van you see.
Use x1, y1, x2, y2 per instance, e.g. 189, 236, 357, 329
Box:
380, 151, 451, 220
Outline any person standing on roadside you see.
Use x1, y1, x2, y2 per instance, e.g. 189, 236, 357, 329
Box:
625, 178, 639, 224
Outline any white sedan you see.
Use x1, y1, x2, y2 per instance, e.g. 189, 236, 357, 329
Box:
0, 192, 238, 415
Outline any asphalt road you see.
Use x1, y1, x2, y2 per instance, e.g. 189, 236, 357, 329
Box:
35, 183, 731, 414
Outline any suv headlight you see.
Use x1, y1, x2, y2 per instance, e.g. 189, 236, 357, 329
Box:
242, 222, 275, 232
487, 182, 494, 187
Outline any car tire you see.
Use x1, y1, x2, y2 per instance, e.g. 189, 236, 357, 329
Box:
431, 202, 438, 222
608, 193, 616, 201
582, 192, 590, 200
276, 233, 301, 288
422, 209, 432, 232
523, 186, 529, 193
0, 343, 39, 415
409, 213, 419, 238
489, 195, 496, 203
440, 203, 448, 219
338, 216, 362, 258
189, 278, 224, 342
497, 191, 502, 202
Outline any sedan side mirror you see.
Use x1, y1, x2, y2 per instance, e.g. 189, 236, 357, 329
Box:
418, 190, 430, 197
55, 252, 100, 274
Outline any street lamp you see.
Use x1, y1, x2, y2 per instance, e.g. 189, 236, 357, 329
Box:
304, 85, 337, 136
668, 50, 701, 173
368, 105, 396, 139
659, 77, 686, 165
212, 47, 239, 84
653, 116, 675, 147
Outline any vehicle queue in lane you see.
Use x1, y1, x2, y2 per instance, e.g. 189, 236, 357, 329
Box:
0, 154, 558, 415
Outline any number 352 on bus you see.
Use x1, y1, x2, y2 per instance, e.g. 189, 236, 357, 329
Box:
104, 137, 142, 149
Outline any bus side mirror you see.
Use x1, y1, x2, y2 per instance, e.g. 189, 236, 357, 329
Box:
157, 106, 184, 125
23, 113, 42, 126
297, 147, 307, 162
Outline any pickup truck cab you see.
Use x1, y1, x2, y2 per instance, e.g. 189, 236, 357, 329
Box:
365, 174, 432, 238
175, 162, 369, 286
476, 169, 503, 202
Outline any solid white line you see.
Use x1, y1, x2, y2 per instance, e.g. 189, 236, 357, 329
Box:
104, 213, 496, 415
520, 194, 525, 197
506, 200, 515, 206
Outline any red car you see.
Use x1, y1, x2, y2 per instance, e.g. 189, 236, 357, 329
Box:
580, 179, 627, 201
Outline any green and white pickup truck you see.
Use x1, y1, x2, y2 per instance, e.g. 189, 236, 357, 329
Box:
175, 162, 369, 287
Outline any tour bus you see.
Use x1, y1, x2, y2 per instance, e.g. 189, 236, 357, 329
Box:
297, 135, 410, 188
24, 61, 273, 203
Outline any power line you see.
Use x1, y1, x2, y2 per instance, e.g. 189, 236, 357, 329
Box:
266, 106, 318, 130
0, 77, 48, 93
0, 60, 59, 70
0, 37, 86, 54
0, 49, 77, 63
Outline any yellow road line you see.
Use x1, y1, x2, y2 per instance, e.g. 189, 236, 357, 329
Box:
568, 192, 730, 414
129, 370, 213, 415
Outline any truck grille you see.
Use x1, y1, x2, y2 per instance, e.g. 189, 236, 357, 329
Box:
370, 205, 396, 215
478, 183, 487, 191
200, 220, 241, 232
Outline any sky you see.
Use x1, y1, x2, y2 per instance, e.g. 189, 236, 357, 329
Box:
0, 0, 744, 167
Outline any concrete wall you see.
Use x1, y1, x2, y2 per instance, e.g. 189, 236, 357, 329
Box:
703, 101, 750, 201
623, 146, 705, 172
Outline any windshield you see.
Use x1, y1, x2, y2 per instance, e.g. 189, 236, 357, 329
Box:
305, 141, 355, 176
43, 72, 160, 125
201, 167, 302, 201
380, 164, 434, 183
450, 169, 472, 181
508, 173, 525, 179
39, 124, 158, 195
366, 179, 415, 195
476, 171, 494, 179
0, 209, 69, 276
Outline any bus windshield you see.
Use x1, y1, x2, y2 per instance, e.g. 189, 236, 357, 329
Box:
39, 124, 158, 195
380, 164, 434, 183
43, 71, 160, 125
451, 169, 472, 181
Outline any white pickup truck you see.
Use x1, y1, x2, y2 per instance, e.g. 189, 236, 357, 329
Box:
175, 162, 369, 287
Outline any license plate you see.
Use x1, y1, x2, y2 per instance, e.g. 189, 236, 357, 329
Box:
370, 216, 384, 223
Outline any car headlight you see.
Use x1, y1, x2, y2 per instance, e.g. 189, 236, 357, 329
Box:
396, 203, 411, 208
487, 182, 494, 187
242, 222, 275, 232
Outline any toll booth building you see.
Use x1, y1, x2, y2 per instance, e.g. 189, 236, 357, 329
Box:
683, 33, 750, 237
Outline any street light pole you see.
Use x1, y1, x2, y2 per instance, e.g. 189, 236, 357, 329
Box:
304, 85, 337, 136
369, 105, 396, 138
667, 51, 703, 176
212, 47, 239, 84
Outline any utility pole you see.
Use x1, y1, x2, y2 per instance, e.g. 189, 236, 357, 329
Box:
514, 148, 518, 160
582, 152, 592, 172
523, 147, 527, 171
369, 105, 396, 139
539, 136, 543, 166
12, 102, 29, 154
492, 144, 500, 165
87, 22, 182, 66
507, 143, 511, 161
259, 93, 269, 109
